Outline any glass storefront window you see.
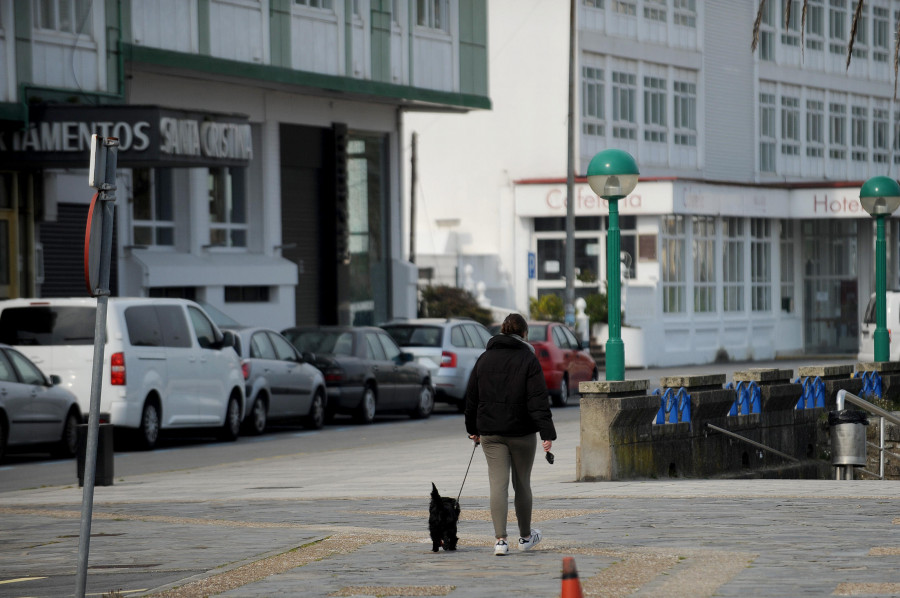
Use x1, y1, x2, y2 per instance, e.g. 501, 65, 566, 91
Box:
346, 133, 387, 325
132, 168, 174, 246
536, 238, 600, 283
537, 239, 564, 280
208, 167, 247, 248
661, 215, 686, 313
802, 220, 858, 353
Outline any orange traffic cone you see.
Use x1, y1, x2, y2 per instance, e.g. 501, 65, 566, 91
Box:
561, 556, 584, 598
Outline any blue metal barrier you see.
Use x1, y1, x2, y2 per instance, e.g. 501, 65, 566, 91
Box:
653, 387, 692, 424
726, 381, 761, 415
856, 370, 883, 399
793, 376, 825, 409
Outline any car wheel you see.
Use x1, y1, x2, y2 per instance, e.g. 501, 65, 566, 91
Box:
220, 394, 242, 441
137, 401, 160, 450
455, 399, 466, 413
304, 389, 325, 430
353, 386, 377, 425
54, 410, 81, 458
552, 376, 569, 407
410, 384, 435, 419
245, 397, 267, 435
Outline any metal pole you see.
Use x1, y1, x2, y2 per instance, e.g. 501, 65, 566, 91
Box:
410, 132, 417, 265
564, 0, 576, 327
880, 416, 886, 479
706, 423, 799, 462
75, 138, 118, 598
606, 199, 624, 380
875, 213, 889, 361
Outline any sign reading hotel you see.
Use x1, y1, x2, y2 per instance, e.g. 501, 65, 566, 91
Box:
515, 180, 674, 217
0, 105, 252, 167
789, 189, 868, 218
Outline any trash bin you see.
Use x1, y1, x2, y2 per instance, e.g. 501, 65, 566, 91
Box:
829, 409, 868, 466
76, 423, 114, 487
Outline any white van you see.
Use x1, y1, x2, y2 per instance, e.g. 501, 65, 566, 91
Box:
0, 298, 245, 449
858, 291, 900, 362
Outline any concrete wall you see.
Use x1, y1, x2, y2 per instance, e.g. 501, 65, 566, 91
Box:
576, 365, 880, 481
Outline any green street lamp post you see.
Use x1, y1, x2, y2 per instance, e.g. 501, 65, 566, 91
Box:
860, 176, 900, 362
587, 149, 639, 381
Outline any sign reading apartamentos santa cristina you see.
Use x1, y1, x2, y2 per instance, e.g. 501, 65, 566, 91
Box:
0, 105, 252, 168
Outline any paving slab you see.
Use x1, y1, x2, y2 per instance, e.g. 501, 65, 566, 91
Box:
5, 415, 900, 597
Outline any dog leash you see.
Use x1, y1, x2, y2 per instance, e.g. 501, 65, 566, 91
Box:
457, 441, 480, 503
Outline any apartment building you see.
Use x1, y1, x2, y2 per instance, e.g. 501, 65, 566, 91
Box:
0, 0, 489, 329
407, 0, 899, 367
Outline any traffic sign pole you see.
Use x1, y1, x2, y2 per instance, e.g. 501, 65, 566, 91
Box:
75, 135, 118, 598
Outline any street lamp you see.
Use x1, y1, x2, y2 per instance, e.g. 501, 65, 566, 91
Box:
587, 149, 639, 381
859, 176, 900, 362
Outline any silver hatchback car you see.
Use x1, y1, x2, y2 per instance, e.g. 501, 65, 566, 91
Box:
381, 318, 492, 411
224, 327, 328, 434
0, 343, 82, 461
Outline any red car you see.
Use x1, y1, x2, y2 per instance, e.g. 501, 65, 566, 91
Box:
527, 321, 598, 407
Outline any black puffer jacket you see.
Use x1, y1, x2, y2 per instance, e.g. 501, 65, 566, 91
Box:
465, 334, 556, 440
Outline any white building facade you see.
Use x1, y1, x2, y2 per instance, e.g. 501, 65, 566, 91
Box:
407, 0, 900, 367
0, 0, 489, 330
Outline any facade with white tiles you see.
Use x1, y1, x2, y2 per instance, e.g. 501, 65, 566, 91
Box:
406, 0, 900, 367
0, 0, 488, 329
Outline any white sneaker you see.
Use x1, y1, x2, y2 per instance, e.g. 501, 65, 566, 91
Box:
518, 529, 542, 551
494, 539, 509, 555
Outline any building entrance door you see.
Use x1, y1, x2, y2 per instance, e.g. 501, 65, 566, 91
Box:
0, 173, 18, 299
802, 220, 858, 354
0, 210, 15, 299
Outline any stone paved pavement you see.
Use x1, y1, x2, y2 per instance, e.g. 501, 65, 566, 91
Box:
4, 414, 900, 597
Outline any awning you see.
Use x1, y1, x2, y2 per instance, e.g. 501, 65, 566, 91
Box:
127, 250, 298, 288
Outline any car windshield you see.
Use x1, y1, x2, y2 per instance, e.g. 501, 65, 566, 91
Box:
383, 325, 442, 347
528, 324, 548, 342
197, 301, 242, 327
0, 306, 97, 345
285, 330, 354, 356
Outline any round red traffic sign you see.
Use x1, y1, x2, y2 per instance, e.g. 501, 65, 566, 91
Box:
84, 192, 102, 296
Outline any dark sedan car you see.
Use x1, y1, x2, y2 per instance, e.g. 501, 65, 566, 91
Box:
281, 326, 434, 424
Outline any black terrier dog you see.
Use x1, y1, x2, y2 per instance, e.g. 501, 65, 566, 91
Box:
429, 482, 460, 552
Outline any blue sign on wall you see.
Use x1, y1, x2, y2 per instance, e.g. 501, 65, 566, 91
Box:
528, 252, 536, 279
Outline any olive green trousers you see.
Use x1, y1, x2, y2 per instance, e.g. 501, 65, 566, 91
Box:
480, 434, 537, 539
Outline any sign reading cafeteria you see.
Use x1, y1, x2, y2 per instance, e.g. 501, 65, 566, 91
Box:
0, 105, 252, 167
515, 180, 675, 217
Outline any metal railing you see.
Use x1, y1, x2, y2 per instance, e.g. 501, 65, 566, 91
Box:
836, 389, 900, 479
793, 376, 825, 409
653, 387, 691, 424
705, 423, 799, 463
725, 381, 761, 415
855, 371, 883, 400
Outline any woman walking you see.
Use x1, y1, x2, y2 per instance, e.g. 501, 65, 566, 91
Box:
465, 313, 556, 555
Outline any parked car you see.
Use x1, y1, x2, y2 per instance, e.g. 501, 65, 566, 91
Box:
859, 291, 900, 362
527, 321, 598, 407
0, 298, 245, 450
224, 326, 327, 433
0, 343, 82, 462
381, 318, 491, 411
281, 326, 434, 424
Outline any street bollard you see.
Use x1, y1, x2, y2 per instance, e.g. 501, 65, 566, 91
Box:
76, 423, 114, 487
